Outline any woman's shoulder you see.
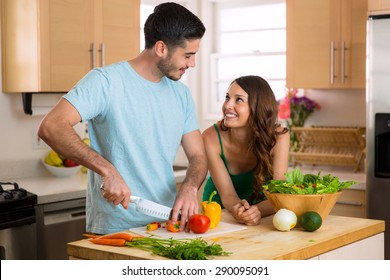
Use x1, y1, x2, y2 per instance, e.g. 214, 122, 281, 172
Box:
276, 125, 290, 137
202, 123, 221, 145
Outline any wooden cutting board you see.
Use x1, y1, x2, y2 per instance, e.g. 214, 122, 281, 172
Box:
129, 221, 247, 239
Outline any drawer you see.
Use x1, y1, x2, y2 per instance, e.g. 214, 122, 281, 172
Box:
330, 188, 366, 218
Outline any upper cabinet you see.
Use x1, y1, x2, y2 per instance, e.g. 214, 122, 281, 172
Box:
368, 0, 390, 13
286, 0, 368, 89
1, 0, 140, 93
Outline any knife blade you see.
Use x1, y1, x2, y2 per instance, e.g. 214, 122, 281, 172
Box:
130, 196, 172, 220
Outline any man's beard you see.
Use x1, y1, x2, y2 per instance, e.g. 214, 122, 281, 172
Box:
157, 55, 182, 81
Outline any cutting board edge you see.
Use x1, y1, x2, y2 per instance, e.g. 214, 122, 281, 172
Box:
129, 221, 247, 239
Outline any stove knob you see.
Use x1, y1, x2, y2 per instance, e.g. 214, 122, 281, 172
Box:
12, 188, 27, 199
0, 190, 13, 200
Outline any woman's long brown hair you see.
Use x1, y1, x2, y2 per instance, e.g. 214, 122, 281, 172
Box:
220, 75, 288, 204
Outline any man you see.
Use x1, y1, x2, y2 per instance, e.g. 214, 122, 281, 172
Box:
38, 3, 207, 234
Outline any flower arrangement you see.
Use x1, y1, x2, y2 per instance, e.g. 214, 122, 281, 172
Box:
278, 88, 320, 151
278, 88, 320, 126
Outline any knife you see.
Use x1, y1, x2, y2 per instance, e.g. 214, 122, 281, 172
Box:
130, 196, 172, 220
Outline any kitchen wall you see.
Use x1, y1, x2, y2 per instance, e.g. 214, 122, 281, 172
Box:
0, 89, 86, 179
0, 44, 85, 179
303, 88, 366, 127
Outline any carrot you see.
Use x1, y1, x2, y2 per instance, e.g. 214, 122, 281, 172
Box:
90, 238, 127, 246
97, 232, 140, 241
83, 233, 99, 239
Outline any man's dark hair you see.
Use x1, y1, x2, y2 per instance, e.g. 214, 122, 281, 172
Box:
144, 2, 206, 49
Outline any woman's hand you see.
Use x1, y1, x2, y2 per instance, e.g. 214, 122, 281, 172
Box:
231, 199, 261, 226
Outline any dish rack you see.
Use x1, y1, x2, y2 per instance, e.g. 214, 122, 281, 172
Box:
289, 126, 366, 172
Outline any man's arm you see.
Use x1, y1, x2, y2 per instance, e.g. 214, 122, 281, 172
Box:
38, 99, 131, 208
171, 130, 208, 230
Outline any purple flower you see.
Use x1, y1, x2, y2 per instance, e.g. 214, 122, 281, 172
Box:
290, 96, 319, 113
289, 96, 320, 127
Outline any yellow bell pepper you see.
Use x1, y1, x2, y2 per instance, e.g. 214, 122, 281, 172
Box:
201, 190, 221, 229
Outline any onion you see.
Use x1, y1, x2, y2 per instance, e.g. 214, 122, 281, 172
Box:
273, 208, 297, 231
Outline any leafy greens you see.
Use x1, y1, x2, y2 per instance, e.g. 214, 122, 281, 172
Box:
263, 168, 357, 194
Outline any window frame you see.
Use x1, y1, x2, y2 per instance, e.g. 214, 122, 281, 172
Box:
201, 0, 286, 120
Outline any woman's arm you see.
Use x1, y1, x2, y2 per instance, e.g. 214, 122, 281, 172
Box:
202, 127, 243, 214
272, 128, 290, 180
238, 128, 291, 224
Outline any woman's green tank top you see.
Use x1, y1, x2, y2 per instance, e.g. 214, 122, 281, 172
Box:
202, 124, 265, 208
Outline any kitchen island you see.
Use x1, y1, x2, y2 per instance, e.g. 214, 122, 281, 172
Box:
67, 211, 385, 260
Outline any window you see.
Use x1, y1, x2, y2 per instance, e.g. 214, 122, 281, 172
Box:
203, 0, 286, 119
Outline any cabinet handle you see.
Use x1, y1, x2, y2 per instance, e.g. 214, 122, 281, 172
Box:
330, 41, 335, 85
99, 43, 105, 66
341, 41, 346, 84
90, 43, 95, 69
336, 201, 363, 206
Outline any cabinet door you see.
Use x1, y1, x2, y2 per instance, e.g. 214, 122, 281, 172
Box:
94, 0, 140, 67
1, 0, 140, 93
1, 0, 94, 92
1, 0, 40, 92
41, 0, 94, 92
286, 0, 367, 89
287, 0, 336, 88
368, 0, 390, 11
340, 0, 367, 88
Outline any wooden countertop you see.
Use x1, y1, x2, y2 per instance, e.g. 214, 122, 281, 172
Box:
67, 212, 384, 260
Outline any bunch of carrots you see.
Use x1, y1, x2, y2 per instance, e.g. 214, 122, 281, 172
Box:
83, 232, 142, 246
83, 232, 231, 260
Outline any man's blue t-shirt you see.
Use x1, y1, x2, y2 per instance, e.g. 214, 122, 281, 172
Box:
64, 61, 198, 233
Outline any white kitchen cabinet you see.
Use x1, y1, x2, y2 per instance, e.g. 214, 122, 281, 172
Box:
308, 233, 384, 259
1, 0, 140, 93
286, 0, 367, 89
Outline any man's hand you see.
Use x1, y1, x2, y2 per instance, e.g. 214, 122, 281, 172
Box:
100, 172, 131, 209
171, 184, 199, 231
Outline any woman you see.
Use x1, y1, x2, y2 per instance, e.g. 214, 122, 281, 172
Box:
202, 75, 290, 226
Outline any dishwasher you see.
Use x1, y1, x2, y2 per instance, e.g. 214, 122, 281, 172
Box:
35, 198, 86, 260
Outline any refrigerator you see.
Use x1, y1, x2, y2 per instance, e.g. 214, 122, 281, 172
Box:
366, 14, 390, 260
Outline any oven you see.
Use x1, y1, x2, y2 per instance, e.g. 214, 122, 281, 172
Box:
0, 182, 38, 260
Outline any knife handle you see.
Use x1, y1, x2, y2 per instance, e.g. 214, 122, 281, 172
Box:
130, 196, 140, 203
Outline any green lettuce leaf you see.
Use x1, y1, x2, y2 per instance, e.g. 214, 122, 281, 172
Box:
262, 168, 357, 194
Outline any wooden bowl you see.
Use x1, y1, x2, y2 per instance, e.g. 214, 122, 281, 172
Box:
264, 190, 341, 223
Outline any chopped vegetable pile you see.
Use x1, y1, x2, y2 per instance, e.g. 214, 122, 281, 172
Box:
85, 232, 231, 260
263, 168, 357, 194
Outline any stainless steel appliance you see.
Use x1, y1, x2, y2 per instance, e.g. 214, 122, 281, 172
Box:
366, 14, 390, 260
0, 182, 38, 259
35, 198, 86, 260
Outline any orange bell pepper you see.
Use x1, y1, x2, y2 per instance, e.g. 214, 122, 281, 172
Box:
166, 220, 180, 232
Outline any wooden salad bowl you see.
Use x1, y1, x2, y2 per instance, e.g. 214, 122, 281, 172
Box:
264, 190, 342, 223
